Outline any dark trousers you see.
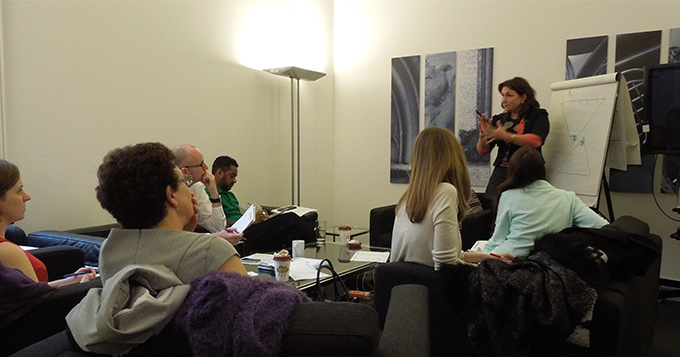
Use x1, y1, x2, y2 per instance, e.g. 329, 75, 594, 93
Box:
242, 213, 316, 255
484, 166, 507, 201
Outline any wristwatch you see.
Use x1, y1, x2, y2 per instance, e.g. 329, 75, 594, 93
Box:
209, 197, 220, 203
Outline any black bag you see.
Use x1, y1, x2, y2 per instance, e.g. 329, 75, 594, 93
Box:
314, 259, 356, 302
242, 213, 316, 255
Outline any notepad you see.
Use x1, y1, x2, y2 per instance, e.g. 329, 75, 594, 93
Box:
232, 204, 256, 234
470, 240, 488, 252
350, 251, 391, 263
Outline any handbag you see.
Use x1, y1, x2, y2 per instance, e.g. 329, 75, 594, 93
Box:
314, 259, 355, 302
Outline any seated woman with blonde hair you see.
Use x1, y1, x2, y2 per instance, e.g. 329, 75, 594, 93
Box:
391, 127, 472, 270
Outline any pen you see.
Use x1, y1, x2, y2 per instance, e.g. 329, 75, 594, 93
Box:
489, 253, 503, 258
63, 270, 95, 278
476, 110, 483, 117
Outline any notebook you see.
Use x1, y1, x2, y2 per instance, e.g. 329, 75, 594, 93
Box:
232, 204, 256, 233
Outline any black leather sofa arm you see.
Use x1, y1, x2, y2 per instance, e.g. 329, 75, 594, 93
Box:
30, 245, 85, 281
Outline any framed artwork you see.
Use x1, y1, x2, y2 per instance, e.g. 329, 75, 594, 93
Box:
390, 55, 420, 183
609, 30, 661, 193
566, 35, 608, 80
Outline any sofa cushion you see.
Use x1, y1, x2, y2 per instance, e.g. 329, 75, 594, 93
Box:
28, 231, 104, 267
4, 225, 28, 245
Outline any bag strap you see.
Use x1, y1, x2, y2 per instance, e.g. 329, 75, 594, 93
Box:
315, 259, 350, 301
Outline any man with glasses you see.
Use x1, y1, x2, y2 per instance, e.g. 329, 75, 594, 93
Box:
172, 145, 241, 245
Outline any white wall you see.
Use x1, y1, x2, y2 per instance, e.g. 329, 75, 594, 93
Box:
1, 0, 335, 233
332, 0, 680, 280
2, 0, 679, 280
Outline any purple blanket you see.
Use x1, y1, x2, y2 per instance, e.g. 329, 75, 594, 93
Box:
0, 262, 56, 329
174, 271, 310, 357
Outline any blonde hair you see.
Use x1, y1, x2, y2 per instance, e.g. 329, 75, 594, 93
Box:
397, 127, 471, 223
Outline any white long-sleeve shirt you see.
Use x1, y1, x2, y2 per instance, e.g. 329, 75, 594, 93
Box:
391, 183, 463, 270
190, 182, 227, 233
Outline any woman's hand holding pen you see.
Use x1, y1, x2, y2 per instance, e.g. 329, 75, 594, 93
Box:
478, 112, 490, 141
49, 267, 98, 287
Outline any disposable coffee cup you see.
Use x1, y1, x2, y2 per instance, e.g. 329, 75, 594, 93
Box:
292, 240, 305, 258
338, 226, 352, 245
273, 255, 292, 281
338, 245, 351, 263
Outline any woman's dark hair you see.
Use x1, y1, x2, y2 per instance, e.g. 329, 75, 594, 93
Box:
96, 142, 178, 229
0, 159, 20, 199
498, 77, 540, 118
494, 146, 546, 212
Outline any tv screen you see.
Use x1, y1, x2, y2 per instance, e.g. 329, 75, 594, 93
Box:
643, 63, 680, 154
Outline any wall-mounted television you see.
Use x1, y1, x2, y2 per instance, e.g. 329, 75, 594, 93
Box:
643, 62, 680, 154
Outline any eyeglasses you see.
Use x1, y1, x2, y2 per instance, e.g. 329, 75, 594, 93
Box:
178, 175, 193, 186
183, 161, 205, 169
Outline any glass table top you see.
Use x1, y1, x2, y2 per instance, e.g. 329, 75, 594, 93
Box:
242, 234, 388, 291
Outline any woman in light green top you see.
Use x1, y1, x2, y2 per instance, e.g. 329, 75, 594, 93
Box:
482, 146, 608, 258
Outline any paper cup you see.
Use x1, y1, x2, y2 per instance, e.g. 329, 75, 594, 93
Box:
273, 256, 291, 281
292, 240, 305, 258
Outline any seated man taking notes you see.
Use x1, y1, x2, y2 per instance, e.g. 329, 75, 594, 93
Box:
211, 155, 316, 254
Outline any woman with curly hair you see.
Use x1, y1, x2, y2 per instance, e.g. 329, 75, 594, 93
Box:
94, 142, 245, 282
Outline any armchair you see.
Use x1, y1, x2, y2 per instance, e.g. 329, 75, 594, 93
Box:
369, 202, 494, 250
373, 216, 662, 357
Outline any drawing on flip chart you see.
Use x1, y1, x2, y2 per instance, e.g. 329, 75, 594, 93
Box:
554, 97, 607, 177
543, 73, 639, 207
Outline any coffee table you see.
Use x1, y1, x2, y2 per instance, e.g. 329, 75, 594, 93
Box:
243, 234, 389, 295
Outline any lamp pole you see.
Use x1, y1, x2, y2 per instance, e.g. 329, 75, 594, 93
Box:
264, 66, 326, 206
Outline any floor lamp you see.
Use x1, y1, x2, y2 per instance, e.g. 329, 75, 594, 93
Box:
263, 66, 326, 206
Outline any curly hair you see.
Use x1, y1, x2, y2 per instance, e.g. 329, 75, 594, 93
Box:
96, 142, 178, 229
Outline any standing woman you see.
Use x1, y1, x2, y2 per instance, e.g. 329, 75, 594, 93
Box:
0, 160, 47, 282
391, 127, 471, 270
477, 77, 550, 200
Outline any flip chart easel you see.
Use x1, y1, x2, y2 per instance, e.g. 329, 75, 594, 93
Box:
542, 73, 640, 220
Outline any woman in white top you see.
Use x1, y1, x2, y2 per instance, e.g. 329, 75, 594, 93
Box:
390, 127, 471, 270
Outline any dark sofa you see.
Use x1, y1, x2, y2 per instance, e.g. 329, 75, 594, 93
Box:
7, 223, 119, 267
12, 284, 429, 357
5, 225, 87, 281
370, 202, 494, 250
370, 212, 662, 357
